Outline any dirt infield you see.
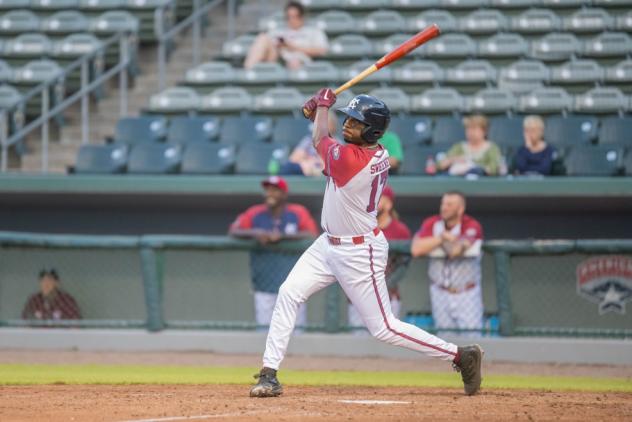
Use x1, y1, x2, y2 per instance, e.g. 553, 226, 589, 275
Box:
2, 385, 631, 422
1, 351, 631, 421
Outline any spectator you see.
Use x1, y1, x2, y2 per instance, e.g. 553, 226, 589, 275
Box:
410, 191, 484, 335
229, 176, 319, 328
22, 269, 81, 321
244, 1, 328, 70
438, 114, 503, 176
348, 185, 411, 332
379, 131, 404, 174
513, 115, 558, 176
279, 113, 337, 177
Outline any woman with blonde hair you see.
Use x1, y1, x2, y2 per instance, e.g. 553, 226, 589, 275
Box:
438, 114, 503, 176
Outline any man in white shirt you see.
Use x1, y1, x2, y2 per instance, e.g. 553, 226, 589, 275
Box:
244, 1, 328, 70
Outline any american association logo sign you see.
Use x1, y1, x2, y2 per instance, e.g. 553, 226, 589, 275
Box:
576, 256, 632, 315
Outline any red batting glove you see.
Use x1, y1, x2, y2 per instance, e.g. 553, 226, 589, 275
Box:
301, 96, 317, 121
315, 88, 336, 108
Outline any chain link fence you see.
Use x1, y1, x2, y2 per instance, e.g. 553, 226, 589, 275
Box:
0, 232, 630, 338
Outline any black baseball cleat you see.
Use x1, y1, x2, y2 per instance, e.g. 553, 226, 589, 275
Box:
453, 344, 483, 396
249, 367, 283, 398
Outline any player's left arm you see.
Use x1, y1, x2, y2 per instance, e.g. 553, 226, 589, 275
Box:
447, 219, 483, 259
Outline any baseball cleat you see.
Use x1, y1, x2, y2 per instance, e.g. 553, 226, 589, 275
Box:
249, 367, 283, 398
454, 344, 483, 396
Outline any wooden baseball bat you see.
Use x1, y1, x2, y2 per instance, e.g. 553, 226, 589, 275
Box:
334, 24, 441, 95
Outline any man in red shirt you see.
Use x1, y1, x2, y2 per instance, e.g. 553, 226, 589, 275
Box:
229, 176, 319, 328
348, 185, 411, 329
411, 191, 484, 335
22, 269, 81, 322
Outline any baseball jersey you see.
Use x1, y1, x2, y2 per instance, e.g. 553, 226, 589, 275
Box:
22, 290, 81, 320
230, 204, 319, 293
416, 214, 483, 289
316, 136, 390, 236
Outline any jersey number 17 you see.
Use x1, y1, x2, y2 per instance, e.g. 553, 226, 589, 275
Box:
366, 172, 388, 213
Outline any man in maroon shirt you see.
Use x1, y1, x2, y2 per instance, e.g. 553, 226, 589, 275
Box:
22, 269, 81, 321
348, 185, 412, 329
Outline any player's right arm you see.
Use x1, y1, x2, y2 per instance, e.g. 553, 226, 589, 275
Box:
301, 88, 337, 150
410, 217, 443, 257
228, 206, 271, 243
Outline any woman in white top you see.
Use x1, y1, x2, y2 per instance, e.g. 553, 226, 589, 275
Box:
244, 1, 329, 70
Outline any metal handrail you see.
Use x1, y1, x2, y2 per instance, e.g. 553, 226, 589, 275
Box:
157, 0, 225, 91
0, 31, 132, 172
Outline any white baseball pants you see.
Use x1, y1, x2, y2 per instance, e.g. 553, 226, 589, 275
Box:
262, 231, 458, 370
430, 284, 483, 336
254, 291, 307, 330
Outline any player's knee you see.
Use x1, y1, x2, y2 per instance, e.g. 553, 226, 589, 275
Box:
366, 320, 392, 343
277, 282, 305, 304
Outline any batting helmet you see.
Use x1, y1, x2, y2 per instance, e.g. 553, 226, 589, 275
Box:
338, 94, 391, 144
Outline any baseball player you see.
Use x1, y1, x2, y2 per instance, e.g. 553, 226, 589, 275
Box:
250, 89, 483, 398
229, 176, 319, 328
411, 191, 484, 335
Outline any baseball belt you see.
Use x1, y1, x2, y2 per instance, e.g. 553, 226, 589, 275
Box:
327, 227, 381, 246
435, 282, 477, 294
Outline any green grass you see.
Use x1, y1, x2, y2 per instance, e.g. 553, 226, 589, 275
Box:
0, 364, 630, 392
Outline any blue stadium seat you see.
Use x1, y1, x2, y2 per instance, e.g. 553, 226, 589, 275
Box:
565, 145, 624, 176
624, 150, 632, 176
167, 116, 220, 145
599, 116, 632, 146
433, 116, 465, 145
114, 116, 168, 145
74, 144, 128, 174
388, 115, 432, 146
544, 115, 599, 147
180, 143, 236, 174
272, 117, 312, 148
219, 116, 272, 145
488, 116, 524, 149
235, 142, 288, 175
127, 144, 182, 174
401, 144, 447, 176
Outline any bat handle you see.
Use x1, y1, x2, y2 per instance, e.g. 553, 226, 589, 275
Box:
334, 64, 378, 96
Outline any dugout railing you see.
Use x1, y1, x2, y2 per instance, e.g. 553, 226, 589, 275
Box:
0, 231, 630, 339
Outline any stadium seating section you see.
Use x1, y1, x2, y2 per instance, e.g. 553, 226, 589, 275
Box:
0, 0, 629, 176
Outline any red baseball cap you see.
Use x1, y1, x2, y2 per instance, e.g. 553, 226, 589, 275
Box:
381, 185, 395, 202
261, 176, 289, 193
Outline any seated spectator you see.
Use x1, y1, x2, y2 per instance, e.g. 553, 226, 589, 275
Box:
513, 115, 558, 176
244, 1, 328, 70
438, 114, 503, 177
22, 269, 81, 321
229, 176, 319, 328
279, 113, 336, 177
379, 131, 404, 174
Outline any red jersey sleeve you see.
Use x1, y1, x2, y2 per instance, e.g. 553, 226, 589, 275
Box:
287, 204, 319, 235
317, 136, 380, 188
229, 205, 265, 231
415, 216, 440, 238
461, 215, 483, 242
